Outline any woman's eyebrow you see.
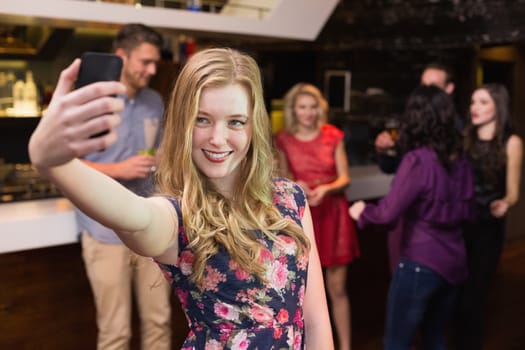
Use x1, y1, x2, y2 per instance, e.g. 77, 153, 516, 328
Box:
196, 110, 250, 119
229, 114, 249, 119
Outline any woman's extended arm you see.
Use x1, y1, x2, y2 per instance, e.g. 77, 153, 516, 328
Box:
350, 151, 424, 227
44, 160, 177, 257
28, 59, 178, 259
301, 204, 335, 349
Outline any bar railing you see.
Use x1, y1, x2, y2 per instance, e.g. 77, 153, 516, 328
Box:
86, 0, 272, 19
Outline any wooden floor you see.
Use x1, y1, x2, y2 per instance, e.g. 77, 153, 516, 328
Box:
349, 236, 525, 350
480, 238, 525, 350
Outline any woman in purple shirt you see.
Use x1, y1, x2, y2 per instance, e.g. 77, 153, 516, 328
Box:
350, 85, 477, 350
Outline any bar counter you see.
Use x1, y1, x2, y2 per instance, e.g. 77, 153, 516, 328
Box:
0, 198, 77, 254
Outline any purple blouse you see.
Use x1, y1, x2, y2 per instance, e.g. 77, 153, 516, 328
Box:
358, 147, 476, 284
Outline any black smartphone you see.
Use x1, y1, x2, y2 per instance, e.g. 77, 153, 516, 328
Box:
76, 52, 123, 138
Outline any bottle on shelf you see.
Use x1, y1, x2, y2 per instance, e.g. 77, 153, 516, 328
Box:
0, 72, 8, 112
8, 70, 40, 116
12, 78, 25, 112
23, 70, 39, 114
5, 71, 15, 109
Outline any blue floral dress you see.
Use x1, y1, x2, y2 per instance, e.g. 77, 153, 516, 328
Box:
157, 178, 309, 350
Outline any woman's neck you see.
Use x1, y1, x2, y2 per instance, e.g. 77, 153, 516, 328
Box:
209, 175, 237, 200
476, 120, 496, 141
295, 124, 320, 141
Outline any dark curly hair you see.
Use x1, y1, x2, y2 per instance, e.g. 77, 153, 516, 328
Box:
464, 83, 512, 185
398, 85, 461, 171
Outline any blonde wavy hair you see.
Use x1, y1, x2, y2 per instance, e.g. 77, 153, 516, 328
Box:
156, 48, 310, 288
283, 82, 328, 134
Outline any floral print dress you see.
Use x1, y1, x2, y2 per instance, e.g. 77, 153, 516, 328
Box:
157, 178, 309, 350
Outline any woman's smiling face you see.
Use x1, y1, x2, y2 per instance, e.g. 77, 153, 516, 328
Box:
191, 83, 252, 194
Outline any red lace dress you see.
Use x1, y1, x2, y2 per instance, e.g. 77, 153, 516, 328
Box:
275, 124, 360, 266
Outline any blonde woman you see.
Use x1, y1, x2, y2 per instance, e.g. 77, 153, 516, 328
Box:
28, 48, 334, 349
275, 83, 360, 350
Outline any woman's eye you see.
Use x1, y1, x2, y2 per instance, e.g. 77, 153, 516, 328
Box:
195, 116, 209, 124
229, 119, 246, 127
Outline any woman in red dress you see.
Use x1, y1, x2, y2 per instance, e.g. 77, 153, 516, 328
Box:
275, 83, 360, 350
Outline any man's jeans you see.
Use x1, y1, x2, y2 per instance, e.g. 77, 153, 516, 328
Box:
385, 259, 458, 350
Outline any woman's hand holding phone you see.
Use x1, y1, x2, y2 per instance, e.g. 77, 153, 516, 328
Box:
29, 58, 126, 170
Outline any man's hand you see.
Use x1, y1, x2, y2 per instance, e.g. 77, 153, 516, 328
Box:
115, 155, 157, 180
375, 130, 395, 154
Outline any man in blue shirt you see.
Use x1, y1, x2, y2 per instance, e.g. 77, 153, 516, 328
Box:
77, 23, 171, 349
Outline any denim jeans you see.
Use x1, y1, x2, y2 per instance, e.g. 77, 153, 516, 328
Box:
384, 259, 458, 350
